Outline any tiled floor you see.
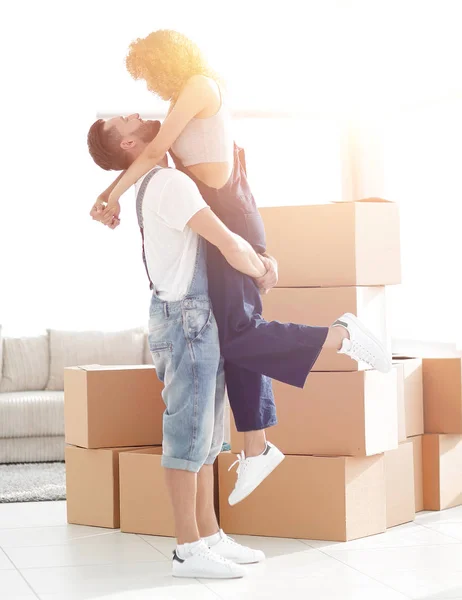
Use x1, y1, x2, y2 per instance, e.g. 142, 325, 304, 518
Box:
2, 502, 462, 599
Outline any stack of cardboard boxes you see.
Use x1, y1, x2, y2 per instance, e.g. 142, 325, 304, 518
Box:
64, 200, 462, 543
389, 356, 462, 517
64, 364, 176, 535
420, 358, 462, 510
219, 199, 417, 541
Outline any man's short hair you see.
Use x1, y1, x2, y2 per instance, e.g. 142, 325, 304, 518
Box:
87, 119, 130, 171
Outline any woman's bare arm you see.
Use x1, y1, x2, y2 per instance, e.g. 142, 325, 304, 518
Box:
100, 75, 215, 224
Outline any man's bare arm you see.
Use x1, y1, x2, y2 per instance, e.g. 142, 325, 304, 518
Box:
187, 208, 266, 279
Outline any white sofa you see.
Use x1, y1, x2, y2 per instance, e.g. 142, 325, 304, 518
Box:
0, 326, 152, 464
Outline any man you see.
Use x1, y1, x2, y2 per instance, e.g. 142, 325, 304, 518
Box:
87, 115, 273, 579
87, 114, 391, 576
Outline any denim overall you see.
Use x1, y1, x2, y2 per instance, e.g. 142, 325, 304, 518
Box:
169, 145, 329, 432
136, 167, 225, 472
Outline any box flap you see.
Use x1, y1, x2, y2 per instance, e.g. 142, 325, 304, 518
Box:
123, 446, 163, 456
333, 197, 393, 204
75, 364, 155, 372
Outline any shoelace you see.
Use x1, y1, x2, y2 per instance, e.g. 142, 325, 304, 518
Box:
222, 535, 240, 547
228, 451, 247, 478
194, 544, 232, 564
214, 531, 237, 545
216, 533, 258, 559
349, 339, 376, 366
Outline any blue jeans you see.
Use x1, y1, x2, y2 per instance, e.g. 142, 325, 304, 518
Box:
147, 239, 225, 473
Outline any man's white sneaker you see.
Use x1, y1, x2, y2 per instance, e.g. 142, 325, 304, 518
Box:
228, 442, 285, 506
334, 312, 392, 373
204, 529, 265, 564
172, 540, 246, 579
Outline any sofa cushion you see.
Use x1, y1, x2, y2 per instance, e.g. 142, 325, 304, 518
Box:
0, 335, 49, 393
0, 436, 65, 464
0, 325, 3, 386
0, 390, 64, 438
46, 328, 145, 391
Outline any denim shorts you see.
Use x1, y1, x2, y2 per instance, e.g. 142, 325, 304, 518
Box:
148, 293, 225, 473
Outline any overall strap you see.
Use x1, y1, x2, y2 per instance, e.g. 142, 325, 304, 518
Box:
136, 166, 163, 228
135, 167, 164, 290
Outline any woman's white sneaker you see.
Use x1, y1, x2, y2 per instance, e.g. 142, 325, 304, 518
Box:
172, 539, 246, 579
228, 442, 285, 506
333, 313, 392, 373
204, 529, 265, 564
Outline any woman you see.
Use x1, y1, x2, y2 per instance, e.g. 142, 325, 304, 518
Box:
92, 30, 388, 505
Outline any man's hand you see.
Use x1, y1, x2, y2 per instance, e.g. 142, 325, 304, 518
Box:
255, 254, 278, 294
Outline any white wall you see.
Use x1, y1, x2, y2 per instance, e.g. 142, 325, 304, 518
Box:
2, 1, 462, 347
0, 1, 345, 335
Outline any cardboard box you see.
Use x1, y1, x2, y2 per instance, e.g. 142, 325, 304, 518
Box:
393, 358, 424, 438
385, 442, 415, 528
119, 447, 175, 537
262, 286, 389, 372
65, 445, 150, 528
260, 199, 401, 287
218, 452, 386, 541
119, 447, 222, 538
422, 434, 462, 510
231, 370, 398, 457
409, 435, 424, 512
423, 358, 462, 433
64, 365, 164, 448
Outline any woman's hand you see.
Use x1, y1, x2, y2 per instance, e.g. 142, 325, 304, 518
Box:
90, 195, 121, 229
89, 194, 107, 219
90, 193, 121, 227
99, 195, 121, 226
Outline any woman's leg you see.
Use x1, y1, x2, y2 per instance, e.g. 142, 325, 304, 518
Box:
207, 245, 329, 390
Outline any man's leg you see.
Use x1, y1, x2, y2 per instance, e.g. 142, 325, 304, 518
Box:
197, 461, 265, 564
196, 464, 219, 538
149, 299, 244, 579
196, 357, 224, 539
164, 469, 200, 545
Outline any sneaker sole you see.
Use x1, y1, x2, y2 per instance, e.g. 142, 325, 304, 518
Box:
231, 555, 265, 565
228, 452, 285, 506
172, 570, 245, 579
342, 313, 392, 373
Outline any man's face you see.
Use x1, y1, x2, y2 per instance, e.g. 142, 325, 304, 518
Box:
103, 114, 159, 149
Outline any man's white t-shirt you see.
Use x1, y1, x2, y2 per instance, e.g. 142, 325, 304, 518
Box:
136, 168, 207, 301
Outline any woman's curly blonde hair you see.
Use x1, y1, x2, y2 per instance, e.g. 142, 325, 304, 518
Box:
126, 30, 219, 102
